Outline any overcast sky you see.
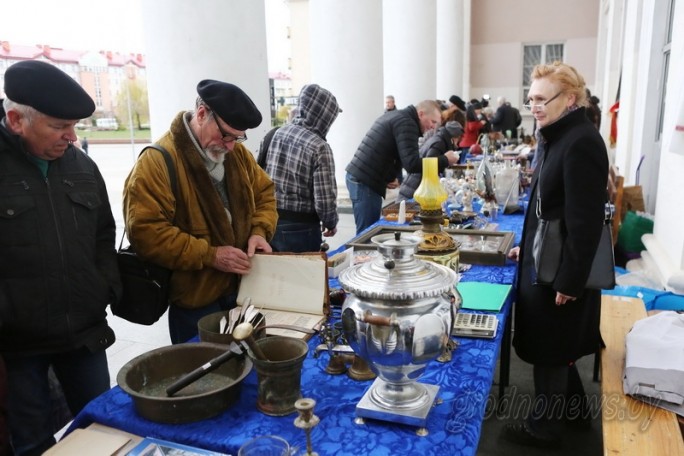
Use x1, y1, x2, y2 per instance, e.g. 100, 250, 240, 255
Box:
1, 0, 290, 72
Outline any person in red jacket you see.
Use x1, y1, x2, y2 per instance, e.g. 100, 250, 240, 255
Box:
458, 101, 487, 163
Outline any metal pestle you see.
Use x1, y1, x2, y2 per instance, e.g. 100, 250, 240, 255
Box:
232, 322, 269, 361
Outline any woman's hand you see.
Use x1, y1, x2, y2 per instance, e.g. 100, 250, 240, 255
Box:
507, 246, 520, 262
555, 292, 576, 306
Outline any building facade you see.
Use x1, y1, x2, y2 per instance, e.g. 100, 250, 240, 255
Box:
0, 41, 146, 124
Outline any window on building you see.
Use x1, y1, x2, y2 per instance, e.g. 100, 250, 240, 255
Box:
522, 43, 564, 104
94, 73, 103, 108
655, 0, 674, 141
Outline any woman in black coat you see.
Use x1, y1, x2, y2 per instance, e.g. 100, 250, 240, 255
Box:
504, 62, 608, 449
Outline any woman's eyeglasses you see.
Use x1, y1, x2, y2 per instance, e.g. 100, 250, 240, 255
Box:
523, 92, 563, 112
211, 112, 247, 143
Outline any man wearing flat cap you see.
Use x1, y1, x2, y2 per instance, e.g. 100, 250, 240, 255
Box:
0, 60, 121, 455
123, 80, 277, 344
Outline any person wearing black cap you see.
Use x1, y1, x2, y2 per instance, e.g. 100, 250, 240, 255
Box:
0, 60, 121, 455
123, 79, 277, 344
399, 120, 463, 201
442, 95, 467, 129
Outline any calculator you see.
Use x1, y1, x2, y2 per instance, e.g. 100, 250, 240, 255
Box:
452, 313, 498, 339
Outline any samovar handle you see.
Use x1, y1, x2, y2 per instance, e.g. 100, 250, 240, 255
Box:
359, 311, 398, 327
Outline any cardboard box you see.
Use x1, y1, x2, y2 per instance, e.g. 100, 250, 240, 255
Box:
327, 247, 353, 278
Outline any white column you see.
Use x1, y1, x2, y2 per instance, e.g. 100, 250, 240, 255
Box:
383, 0, 437, 104
309, 0, 383, 195
288, 0, 311, 95
436, 0, 467, 100
140, 0, 270, 152
652, 0, 684, 274
596, 0, 626, 162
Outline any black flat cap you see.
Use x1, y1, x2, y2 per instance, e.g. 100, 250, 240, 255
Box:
197, 79, 262, 130
4, 60, 95, 119
449, 95, 466, 111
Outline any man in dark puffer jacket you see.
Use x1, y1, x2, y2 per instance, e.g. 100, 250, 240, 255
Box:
1, 61, 120, 455
346, 100, 459, 234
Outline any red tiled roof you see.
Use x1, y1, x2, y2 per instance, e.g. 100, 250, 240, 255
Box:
268, 71, 291, 80
0, 42, 42, 60
0, 41, 145, 68
100, 50, 147, 68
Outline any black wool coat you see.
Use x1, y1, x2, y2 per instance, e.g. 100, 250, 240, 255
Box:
513, 107, 608, 366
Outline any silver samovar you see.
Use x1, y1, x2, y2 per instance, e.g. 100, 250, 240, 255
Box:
339, 233, 460, 431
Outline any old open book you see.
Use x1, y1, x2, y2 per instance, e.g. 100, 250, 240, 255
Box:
236, 253, 329, 339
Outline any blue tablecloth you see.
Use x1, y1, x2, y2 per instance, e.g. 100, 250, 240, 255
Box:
68, 209, 525, 456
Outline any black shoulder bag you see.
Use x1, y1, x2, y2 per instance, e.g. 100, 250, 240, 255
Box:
113, 145, 177, 325
532, 157, 616, 290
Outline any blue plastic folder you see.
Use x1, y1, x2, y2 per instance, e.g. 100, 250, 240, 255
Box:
457, 282, 512, 312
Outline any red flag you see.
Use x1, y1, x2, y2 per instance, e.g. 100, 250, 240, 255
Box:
609, 101, 620, 147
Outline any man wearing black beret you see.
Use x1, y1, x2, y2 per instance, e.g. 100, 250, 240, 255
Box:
123, 79, 277, 344
0, 60, 121, 455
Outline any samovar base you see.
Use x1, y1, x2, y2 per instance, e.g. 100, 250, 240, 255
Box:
355, 378, 440, 428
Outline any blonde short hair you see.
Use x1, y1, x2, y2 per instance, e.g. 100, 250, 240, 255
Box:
531, 61, 588, 107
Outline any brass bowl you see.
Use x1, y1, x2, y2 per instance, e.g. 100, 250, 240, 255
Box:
117, 342, 252, 423
198, 311, 266, 345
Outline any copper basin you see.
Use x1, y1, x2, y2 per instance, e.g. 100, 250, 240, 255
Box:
117, 342, 252, 423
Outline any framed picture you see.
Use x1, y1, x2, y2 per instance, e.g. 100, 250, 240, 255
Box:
345, 225, 515, 266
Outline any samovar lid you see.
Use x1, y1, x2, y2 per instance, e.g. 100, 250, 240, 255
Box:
339, 232, 458, 300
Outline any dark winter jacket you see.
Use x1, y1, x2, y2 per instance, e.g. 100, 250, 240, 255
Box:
346, 106, 450, 198
490, 103, 522, 138
513, 107, 608, 366
0, 122, 120, 358
399, 126, 454, 200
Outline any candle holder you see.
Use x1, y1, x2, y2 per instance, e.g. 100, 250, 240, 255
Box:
294, 398, 320, 456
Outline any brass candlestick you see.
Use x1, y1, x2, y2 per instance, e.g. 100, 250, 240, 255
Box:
294, 398, 320, 456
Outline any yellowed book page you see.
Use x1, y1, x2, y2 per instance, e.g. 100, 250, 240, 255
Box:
44, 428, 131, 456
237, 254, 325, 315
260, 309, 326, 339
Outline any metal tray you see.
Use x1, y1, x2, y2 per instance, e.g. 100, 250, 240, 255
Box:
345, 225, 515, 266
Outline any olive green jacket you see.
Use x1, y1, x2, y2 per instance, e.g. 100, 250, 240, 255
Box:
123, 112, 277, 308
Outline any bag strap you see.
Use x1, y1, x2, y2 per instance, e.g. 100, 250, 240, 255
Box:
143, 144, 178, 204
119, 144, 177, 250
535, 156, 545, 218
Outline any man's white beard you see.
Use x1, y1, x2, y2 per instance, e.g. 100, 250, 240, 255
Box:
205, 145, 228, 164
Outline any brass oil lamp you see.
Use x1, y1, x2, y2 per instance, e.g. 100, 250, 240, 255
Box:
412, 157, 459, 271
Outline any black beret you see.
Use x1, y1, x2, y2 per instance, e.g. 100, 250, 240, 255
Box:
449, 95, 466, 111
197, 79, 262, 130
4, 60, 95, 119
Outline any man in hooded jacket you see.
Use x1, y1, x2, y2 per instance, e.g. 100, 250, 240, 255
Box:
265, 84, 341, 252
